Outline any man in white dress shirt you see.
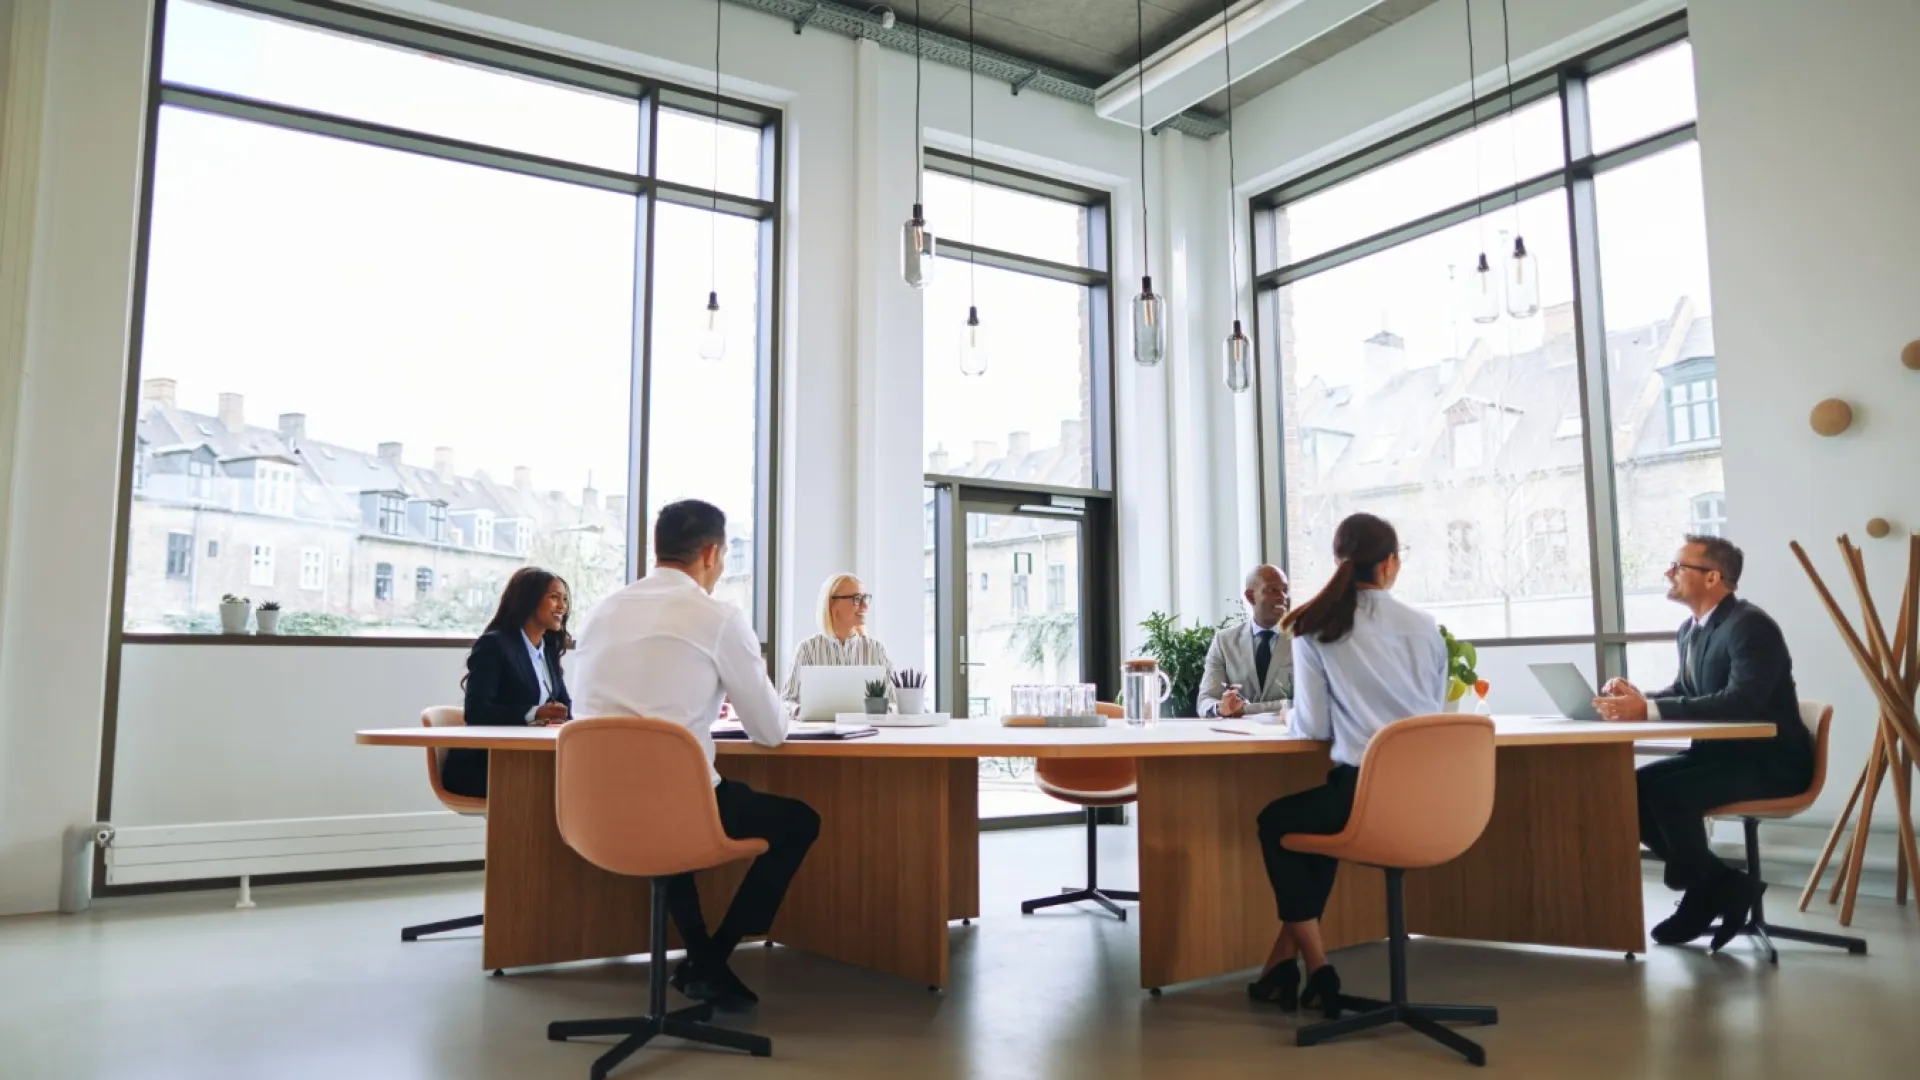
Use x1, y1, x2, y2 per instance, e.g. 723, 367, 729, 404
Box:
1198, 565, 1295, 719
570, 499, 818, 1011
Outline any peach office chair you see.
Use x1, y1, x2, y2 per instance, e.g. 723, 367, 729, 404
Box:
1705, 701, 1867, 962
1284, 714, 1500, 1066
546, 717, 772, 1077
1020, 702, 1139, 920
400, 706, 487, 944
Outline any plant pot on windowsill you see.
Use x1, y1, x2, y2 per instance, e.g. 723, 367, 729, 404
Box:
256, 603, 281, 635
219, 595, 252, 635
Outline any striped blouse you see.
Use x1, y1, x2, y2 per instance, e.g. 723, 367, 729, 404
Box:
781, 633, 898, 706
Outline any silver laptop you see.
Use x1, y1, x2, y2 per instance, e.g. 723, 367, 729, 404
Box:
1528, 662, 1601, 722
797, 665, 886, 722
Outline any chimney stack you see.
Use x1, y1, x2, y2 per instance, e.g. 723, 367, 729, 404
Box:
143, 378, 176, 407
218, 392, 245, 433
278, 413, 306, 444
378, 442, 403, 465
927, 445, 949, 473
433, 446, 455, 476
1007, 431, 1032, 458
514, 466, 533, 491
582, 483, 600, 511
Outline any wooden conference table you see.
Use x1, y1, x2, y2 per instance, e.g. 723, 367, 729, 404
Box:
356, 716, 1770, 991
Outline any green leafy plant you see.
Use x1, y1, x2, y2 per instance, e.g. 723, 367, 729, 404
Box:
1440, 625, 1479, 703
277, 611, 359, 637
1136, 610, 1241, 719
863, 678, 890, 701
258, 601, 281, 612
1010, 612, 1079, 668
220, 593, 249, 606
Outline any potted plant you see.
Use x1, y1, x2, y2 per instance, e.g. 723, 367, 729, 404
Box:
219, 594, 251, 635
256, 600, 282, 636
1440, 625, 1485, 712
1136, 611, 1240, 719
863, 678, 891, 716
893, 669, 927, 716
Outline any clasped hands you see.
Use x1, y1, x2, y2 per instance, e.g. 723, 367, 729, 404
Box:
1592, 678, 1649, 723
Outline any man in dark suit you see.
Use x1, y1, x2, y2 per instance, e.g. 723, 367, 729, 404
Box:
1593, 535, 1814, 950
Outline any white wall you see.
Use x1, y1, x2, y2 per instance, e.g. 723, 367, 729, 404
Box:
0, 0, 1220, 909
1689, 0, 1920, 821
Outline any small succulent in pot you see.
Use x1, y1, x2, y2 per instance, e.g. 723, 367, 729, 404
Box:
218, 594, 252, 635
256, 600, 282, 635
863, 678, 891, 715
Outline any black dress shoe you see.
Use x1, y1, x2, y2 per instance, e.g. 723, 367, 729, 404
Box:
1652, 884, 1720, 946
683, 960, 759, 1012
1710, 876, 1764, 953
1247, 959, 1300, 1011
1299, 964, 1342, 1019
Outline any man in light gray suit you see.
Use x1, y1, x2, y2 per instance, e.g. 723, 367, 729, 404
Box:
1199, 565, 1294, 719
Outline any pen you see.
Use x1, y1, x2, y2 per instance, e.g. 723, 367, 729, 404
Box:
1210, 725, 1256, 736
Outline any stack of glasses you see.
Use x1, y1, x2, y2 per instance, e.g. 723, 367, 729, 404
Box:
1009, 683, 1099, 719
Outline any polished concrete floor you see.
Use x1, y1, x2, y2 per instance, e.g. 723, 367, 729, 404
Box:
4, 824, 1918, 1080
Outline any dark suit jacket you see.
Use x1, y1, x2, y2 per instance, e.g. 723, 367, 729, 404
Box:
443, 629, 571, 798
1651, 596, 1813, 779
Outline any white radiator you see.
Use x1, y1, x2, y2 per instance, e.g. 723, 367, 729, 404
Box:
104, 812, 485, 886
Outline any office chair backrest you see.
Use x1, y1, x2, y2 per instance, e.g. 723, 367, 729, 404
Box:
1338, 714, 1496, 869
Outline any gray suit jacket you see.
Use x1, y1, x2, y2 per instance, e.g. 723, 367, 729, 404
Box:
1198, 622, 1294, 718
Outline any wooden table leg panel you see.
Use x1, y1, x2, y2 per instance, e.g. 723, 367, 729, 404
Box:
1404, 743, 1646, 953
719, 756, 952, 988
948, 759, 981, 922
1135, 753, 1385, 991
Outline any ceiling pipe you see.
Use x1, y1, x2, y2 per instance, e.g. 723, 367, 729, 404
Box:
723, 0, 1229, 137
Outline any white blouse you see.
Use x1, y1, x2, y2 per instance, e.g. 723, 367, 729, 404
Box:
781, 632, 898, 706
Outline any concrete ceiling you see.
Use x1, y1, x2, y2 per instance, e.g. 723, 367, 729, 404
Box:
1198, 0, 1436, 113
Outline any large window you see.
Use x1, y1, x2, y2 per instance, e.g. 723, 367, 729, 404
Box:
119, 0, 781, 640
1254, 20, 1707, 682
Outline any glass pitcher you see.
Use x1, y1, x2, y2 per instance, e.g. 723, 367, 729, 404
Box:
1121, 659, 1172, 728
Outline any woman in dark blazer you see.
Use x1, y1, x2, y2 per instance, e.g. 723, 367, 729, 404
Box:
441, 567, 573, 799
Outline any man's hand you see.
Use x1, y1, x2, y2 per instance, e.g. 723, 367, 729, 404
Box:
1593, 682, 1648, 722
534, 702, 570, 724
1220, 687, 1246, 719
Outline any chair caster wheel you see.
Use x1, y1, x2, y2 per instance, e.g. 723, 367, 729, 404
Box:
1624, 952, 1637, 962
764, 940, 774, 948
1149, 988, 1162, 997
491, 969, 505, 978
962, 918, 971, 925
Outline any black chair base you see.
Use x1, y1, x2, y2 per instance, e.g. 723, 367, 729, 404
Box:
550, 1004, 770, 1079
1019, 807, 1136, 921
1727, 817, 1869, 964
400, 913, 482, 942
1295, 868, 1498, 1067
550, 879, 770, 1078
1300, 996, 1498, 1067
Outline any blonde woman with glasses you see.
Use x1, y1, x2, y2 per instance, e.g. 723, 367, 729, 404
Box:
781, 573, 898, 708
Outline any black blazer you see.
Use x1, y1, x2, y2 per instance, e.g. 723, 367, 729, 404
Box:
442, 629, 571, 799
1651, 596, 1813, 778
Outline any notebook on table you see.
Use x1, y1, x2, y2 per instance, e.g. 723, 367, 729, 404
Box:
712, 721, 879, 741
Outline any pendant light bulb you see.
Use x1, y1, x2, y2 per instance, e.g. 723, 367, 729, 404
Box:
1505, 235, 1539, 319
1133, 275, 1167, 367
698, 291, 726, 361
902, 203, 936, 289
1469, 253, 1501, 325
1223, 319, 1252, 393
959, 305, 988, 376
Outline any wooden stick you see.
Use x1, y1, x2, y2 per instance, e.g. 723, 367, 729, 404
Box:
1835, 541, 1920, 765
1841, 733, 1890, 926
1900, 742, 1913, 906
1803, 756, 1869, 910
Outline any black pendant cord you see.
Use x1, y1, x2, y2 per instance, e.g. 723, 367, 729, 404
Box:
1499, 0, 1520, 217
1136, 0, 1150, 290
1222, 0, 1239, 328
710, 0, 721, 298
967, 0, 976, 307
914, 0, 923, 205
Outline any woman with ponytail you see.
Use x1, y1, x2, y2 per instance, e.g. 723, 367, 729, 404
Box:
1244, 512, 1447, 1015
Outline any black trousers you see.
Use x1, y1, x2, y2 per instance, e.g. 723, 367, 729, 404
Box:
1257, 766, 1361, 923
664, 779, 821, 964
1637, 752, 1806, 891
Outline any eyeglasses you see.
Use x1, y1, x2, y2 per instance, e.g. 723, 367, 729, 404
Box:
1667, 561, 1714, 576
832, 593, 873, 606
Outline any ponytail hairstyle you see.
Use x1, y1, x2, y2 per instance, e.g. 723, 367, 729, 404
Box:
1280, 513, 1400, 644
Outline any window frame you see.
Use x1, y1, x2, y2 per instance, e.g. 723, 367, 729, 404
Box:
165, 532, 193, 579
1248, 14, 1698, 682
107, 0, 787, 653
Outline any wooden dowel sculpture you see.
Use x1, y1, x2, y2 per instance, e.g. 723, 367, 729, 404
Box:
1792, 535, 1920, 924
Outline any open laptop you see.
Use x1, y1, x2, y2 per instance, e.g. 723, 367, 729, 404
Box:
1528, 662, 1601, 722
797, 665, 886, 722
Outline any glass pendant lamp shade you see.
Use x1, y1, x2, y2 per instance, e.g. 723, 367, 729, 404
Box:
1505, 235, 1540, 318
902, 203, 936, 289
959, 305, 987, 376
1469, 253, 1501, 324
698, 290, 726, 360
1133, 275, 1167, 366
1223, 319, 1252, 393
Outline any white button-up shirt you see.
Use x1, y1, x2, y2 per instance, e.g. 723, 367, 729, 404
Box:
1290, 589, 1448, 768
569, 568, 788, 784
